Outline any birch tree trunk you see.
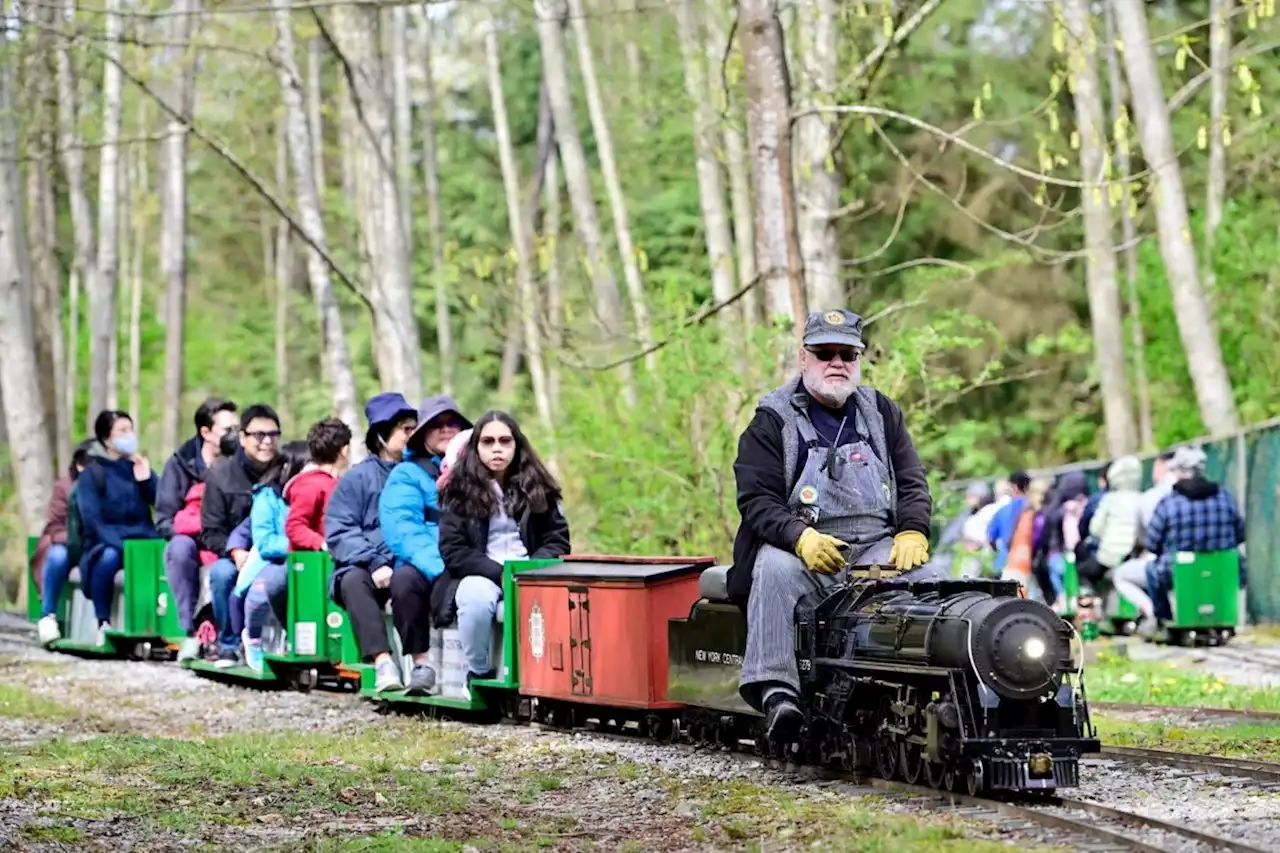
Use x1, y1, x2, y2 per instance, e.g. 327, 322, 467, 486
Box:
338, 76, 358, 203
566, 0, 653, 363
0, 51, 55, 533
738, 0, 805, 334
272, 0, 361, 450
160, 0, 199, 453
126, 125, 146, 423
1103, 3, 1153, 449
671, 0, 737, 319
1062, 0, 1137, 457
532, 0, 627, 344
331, 8, 423, 399
620, 0, 644, 110
307, 37, 326, 198
390, 5, 413, 251
22, 0, 67, 469
706, 9, 759, 325
793, 0, 842, 309
1205, 0, 1232, 287
57, 23, 94, 429
410, 6, 455, 395
274, 115, 292, 431
544, 153, 564, 411
90, 0, 124, 425
484, 18, 553, 429
1112, 0, 1239, 435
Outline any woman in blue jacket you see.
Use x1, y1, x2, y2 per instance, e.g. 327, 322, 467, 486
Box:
379, 395, 471, 695
76, 410, 160, 644
323, 393, 423, 694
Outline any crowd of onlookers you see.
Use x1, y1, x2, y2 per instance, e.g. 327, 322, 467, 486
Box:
938, 446, 1247, 632
27, 393, 571, 695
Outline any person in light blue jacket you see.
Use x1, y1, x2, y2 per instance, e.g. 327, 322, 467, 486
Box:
379, 395, 471, 695
225, 440, 308, 670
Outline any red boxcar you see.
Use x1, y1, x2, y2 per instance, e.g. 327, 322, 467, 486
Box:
516, 555, 713, 709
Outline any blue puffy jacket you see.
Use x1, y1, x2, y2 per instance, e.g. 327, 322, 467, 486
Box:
379, 453, 444, 582
323, 455, 397, 604
235, 484, 288, 596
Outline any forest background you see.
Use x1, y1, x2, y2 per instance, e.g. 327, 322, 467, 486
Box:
1, 0, 1278, 603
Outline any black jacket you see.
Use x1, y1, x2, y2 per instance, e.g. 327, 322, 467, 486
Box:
726, 387, 931, 603
432, 504, 571, 626
200, 450, 268, 556
155, 436, 207, 540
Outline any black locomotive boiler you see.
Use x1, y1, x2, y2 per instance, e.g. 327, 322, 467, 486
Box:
667, 569, 1099, 796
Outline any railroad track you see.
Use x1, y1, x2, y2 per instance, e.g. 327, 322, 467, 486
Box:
1093, 700, 1280, 725
1100, 744, 1280, 784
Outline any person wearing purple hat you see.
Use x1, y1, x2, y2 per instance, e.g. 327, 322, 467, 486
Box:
323, 392, 422, 693
379, 395, 472, 694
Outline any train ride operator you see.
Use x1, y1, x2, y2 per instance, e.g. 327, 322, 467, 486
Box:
729, 308, 934, 742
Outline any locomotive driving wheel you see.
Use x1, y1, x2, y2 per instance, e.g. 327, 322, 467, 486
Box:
898, 742, 923, 785
924, 760, 946, 789
874, 733, 898, 780
966, 761, 987, 796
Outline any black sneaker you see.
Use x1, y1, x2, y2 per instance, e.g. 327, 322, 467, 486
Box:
763, 691, 804, 744
214, 646, 241, 669
462, 668, 497, 701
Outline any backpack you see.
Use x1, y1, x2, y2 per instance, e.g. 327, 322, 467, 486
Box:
65, 463, 109, 568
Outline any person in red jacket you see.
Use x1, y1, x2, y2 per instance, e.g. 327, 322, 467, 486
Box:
285, 418, 353, 551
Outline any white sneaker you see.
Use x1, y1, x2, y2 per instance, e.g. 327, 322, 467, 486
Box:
37, 615, 61, 646
95, 622, 111, 647
374, 659, 404, 693
176, 636, 201, 661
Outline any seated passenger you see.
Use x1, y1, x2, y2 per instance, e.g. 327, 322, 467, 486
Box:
1087, 454, 1143, 583
438, 412, 570, 696
1126, 447, 1245, 625
234, 440, 310, 671
379, 395, 472, 694
76, 410, 160, 644
203, 404, 282, 664
1033, 471, 1088, 609
156, 397, 238, 660
34, 440, 94, 646
285, 417, 352, 551
324, 394, 421, 693
728, 309, 932, 743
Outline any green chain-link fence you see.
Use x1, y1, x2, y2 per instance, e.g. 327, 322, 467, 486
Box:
941, 417, 1280, 623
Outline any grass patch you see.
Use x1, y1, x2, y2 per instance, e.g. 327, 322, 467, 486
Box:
1095, 713, 1280, 761
1086, 648, 1280, 710
0, 683, 81, 721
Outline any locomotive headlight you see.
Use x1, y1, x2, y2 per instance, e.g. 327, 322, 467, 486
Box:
1023, 637, 1046, 660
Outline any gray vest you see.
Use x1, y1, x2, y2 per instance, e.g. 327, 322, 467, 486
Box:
758, 379, 898, 528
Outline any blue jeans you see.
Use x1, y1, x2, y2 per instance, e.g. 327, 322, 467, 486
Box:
244, 562, 288, 641
455, 575, 501, 675
40, 544, 72, 619
86, 546, 123, 624
209, 558, 240, 651
1048, 552, 1066, 599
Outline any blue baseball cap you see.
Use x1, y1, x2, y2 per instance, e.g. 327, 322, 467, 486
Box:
364, 392, 417, 428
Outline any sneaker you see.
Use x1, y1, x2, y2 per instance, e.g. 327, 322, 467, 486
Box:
763, 690, 804, 745
95, 622, 112, 648
374, 659, 404, 693
37, 615, 61, 646
242, 630, 264, 673
404, 663, 439, 696
176, 636, 201, 662
214, 645, 240, 669
462, 668, 496, 702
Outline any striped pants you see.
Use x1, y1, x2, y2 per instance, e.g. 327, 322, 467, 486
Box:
739, 537, 944, 710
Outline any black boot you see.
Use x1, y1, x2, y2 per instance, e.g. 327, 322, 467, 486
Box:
763, 691, 803, 744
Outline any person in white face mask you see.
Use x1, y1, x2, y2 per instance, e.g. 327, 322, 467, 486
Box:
75, 410, 160, 644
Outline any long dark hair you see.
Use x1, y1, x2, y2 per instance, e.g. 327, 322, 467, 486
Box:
440, 410, 560, 519
264, 440, 310, 488
69, 439, 95, 481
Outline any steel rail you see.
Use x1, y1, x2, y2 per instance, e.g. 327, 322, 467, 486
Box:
1093, 701, 1280, 724
1100, 744, 1280, 783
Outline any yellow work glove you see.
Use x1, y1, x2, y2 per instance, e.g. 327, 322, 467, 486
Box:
889, 530, 930, 570
795, 528, 847, 574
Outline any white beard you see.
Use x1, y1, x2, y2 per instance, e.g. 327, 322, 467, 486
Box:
804, 373, 856, 407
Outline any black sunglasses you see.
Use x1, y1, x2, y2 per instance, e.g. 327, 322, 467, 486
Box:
805, 345, 861, 363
